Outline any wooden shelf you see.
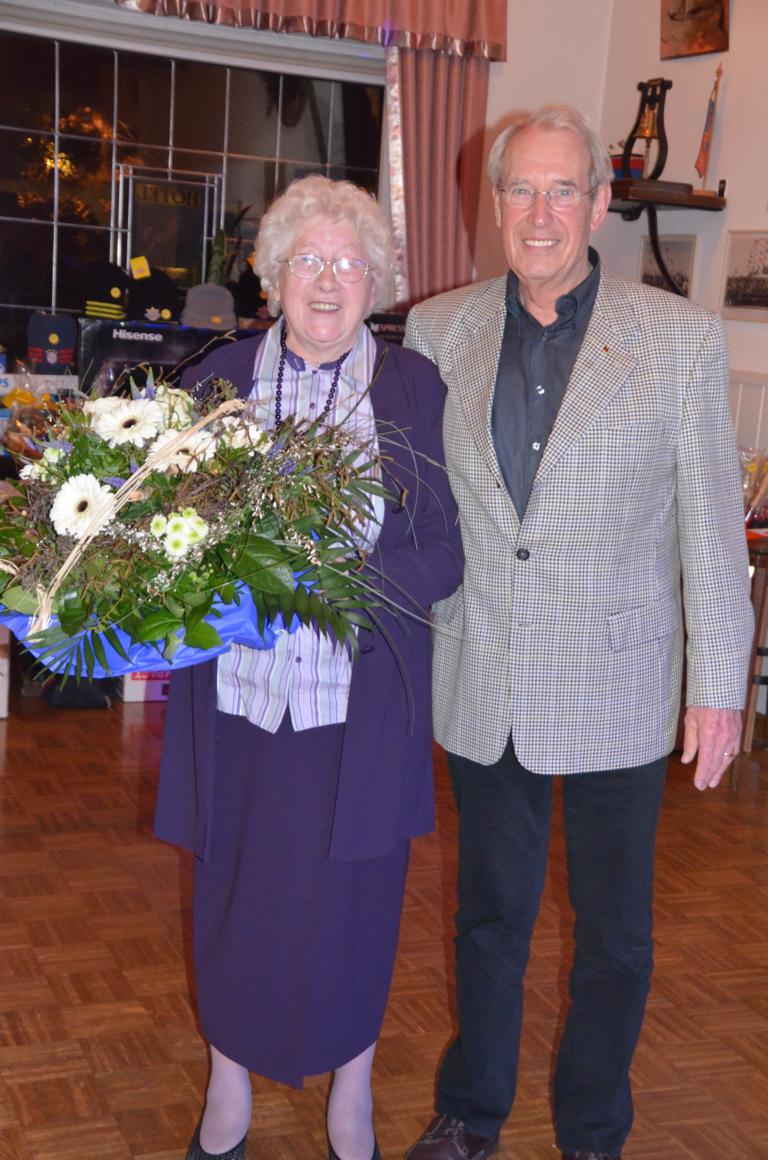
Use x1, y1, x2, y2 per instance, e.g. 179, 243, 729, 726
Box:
609, 178, 725, 213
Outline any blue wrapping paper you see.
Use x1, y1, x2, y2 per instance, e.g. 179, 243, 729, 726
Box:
0, 583, 296, 678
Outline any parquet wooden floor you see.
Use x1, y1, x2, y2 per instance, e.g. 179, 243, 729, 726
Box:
0, 693, 766, 1159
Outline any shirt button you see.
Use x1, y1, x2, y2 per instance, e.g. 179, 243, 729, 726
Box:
309, 402, 316, 409
516, 548, 530, 561
536, 385, 545, 395
531, 441, 541, 451
295, 656, 302, 663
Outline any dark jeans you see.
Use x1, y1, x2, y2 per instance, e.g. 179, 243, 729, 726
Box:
437, 738, 667, 1158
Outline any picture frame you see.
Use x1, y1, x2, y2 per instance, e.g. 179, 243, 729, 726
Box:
661, 0, 729, 60
722, 231, 768, 322
639, 234, 696, 298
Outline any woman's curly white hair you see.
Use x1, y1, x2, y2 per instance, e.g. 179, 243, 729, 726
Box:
253, 175, 394, 317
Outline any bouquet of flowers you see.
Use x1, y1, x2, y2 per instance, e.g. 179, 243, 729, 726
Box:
0, 374, 386, 678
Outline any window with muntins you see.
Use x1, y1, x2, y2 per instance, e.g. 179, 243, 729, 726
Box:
0, 29, 383, 365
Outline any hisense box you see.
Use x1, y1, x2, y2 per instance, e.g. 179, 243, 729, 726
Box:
78, 318, 262, 393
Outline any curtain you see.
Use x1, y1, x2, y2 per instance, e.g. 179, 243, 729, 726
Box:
116, 0, 505, 303
388, 47, 488, 305
114, 1, 507, 60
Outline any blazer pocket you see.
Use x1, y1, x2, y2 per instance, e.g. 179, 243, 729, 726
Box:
433, 585, 464, 627
607, 595, 680, 653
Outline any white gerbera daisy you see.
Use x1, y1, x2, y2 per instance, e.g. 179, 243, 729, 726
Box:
49, 474, 115, 539
149, 514, 167, 538
83, 396, 124, 418
90, 399, 164, 447
147, 428, 217, 472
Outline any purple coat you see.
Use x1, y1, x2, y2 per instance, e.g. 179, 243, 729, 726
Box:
154, 332, 464, 862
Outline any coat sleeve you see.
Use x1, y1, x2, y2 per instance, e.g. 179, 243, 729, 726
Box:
363, 346, 463, 622
676, 314, 753, 708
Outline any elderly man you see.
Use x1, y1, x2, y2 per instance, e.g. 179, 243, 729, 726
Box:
403, 104, 753, 1160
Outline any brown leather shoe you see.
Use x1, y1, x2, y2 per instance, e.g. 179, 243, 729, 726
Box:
404, 1115, 499, 1159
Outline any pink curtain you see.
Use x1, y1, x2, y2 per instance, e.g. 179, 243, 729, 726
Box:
114, 0, 507, 60
390, 47, 488, 305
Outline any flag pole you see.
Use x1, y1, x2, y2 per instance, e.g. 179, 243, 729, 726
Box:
695, 63, 723, 193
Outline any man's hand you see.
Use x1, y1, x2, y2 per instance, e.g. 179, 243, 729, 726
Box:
680, 705, 742, 790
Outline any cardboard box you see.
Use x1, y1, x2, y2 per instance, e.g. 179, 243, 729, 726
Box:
120, 670, 171, 702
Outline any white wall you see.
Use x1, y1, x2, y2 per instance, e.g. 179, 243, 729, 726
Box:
476, 1, 768, 378
598, 0, 768, 375
475, 0, 614, 279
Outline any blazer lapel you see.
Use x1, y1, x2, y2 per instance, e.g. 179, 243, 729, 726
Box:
445, 282, 507, 481
534, 274, 639, 485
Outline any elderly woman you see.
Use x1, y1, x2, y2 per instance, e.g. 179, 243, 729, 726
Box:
155, 175, 463, 1160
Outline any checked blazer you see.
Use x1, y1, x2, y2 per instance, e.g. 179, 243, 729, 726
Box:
406, 271, 754, 772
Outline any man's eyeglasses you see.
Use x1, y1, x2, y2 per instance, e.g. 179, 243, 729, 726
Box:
284, 254, 370, 283
496, 184, 596, 212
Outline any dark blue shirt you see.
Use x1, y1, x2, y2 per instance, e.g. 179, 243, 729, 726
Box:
492, 249, 600, 519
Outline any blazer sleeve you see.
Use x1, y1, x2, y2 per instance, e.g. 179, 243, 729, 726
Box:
404, 304, 437, 367
676, 314, 753, 708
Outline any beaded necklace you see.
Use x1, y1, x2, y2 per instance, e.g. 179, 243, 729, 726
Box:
274, 322, 350, 427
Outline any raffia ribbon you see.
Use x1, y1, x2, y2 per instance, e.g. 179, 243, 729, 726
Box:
31, 398, 247, 633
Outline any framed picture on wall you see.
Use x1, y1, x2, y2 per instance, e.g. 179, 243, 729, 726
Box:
661, 1, 729, 60
639, 235, 696, 298
722, 231, 768, 322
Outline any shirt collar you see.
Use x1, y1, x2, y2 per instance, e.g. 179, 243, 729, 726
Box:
505, 246, 601, 331
257, 317, 376, 390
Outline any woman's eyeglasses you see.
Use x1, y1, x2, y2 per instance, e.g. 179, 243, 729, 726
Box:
284, 254, 370, 283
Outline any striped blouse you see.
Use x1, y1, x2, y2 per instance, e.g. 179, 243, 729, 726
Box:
216, 319, 383, 732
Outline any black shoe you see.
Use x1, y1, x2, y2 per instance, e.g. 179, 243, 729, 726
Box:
185, 1124, 248, 1159
561, 1152, 621, 1160
403, 1115, 499, 1159
328, 1136, 381, 1160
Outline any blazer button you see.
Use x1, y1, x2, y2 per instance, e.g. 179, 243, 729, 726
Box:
516, 548, 530, 560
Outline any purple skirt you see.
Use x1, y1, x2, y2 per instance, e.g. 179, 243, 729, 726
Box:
193, 710, 409, 1088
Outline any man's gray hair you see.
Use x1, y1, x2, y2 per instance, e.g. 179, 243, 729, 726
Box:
253, 175, 394, 316
487, 104, 613, 194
